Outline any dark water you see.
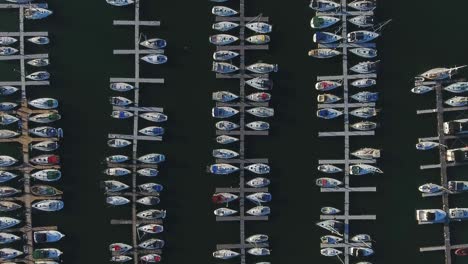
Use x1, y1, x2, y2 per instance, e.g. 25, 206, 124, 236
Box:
2, 0, 468, 264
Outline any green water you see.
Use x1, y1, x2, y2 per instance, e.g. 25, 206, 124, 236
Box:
2, 0, 468, 263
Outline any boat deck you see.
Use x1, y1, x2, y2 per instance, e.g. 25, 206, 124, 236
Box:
0, 3, 59, 263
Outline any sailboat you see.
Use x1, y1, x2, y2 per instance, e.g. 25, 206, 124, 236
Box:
24, 7, 52, 20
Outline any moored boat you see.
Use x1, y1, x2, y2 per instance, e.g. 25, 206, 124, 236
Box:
416, 209, 446, 224
321, 235, 343, 244
104, 167, 131, 176
104, 180, 129, 192
140, 112, 167, 122
350, 164, 383, 175
350, 61, 379, 74
109, 96, 132, 106
246, 192, 272, 204
246, 34, 271, 44
111, 110, 133, 119
28, 58, 49, 67
316, 80, 341, 91
213, 50, 239, 61
0, 130, 18, 139
209, 163, 239, 175
247, 107, 274, 118
349, 247, 374, 257
313, 32, 342, 44
445, 96, 468, 107
212, 62, 239, 73
31, 169, 61, 181
139, 238, 165, 250
350, 107, 377, 118
216, 135, 239, 144
316, 177, 343, 188
317, 108, 343, 119
0, 232, 20, 244
418, 183, 443, 194
411, 85, 433, 94
140, 38, 166, 49
107, 139, 131, 148
212, 21, 239, 32
420, 66, 467, 80
31, 185, 62, 196
32, 248, 62, 260
246, 234, 269, 243
30, 154, 59, 165
140, 254, 161, 263
109, 243, 132, 254
0, 102, 18, 111
29, 112, 61, 124
309, 0, 340, 11
349, 15, 374, 27
246, 163, 270, 174
28, 36, 49, 45
139, 183, 163, 193
212, 193, 238, 204
213, 249, 239, 259
214, 207, 237, 216
310, 15, 340, 29
348, 0, 376, 11
351, 121, 377, 131
321, 248, 342, 257
246, 63, 278, 74
0, 37, 16, 46
0, 171, 17, 183
137, 168, 159, 177
106, 196, 130, 206
213, 149, 239, 159
248, 247, 270, 256
141, 54, 167, 65
0, 201, 21, 212
0, 47, 18, 56
212, 107, 239, 118
308, 48, 341, 59
352, 78, 376, 88
32, 199, 64, 212
26, 71, 50, 81
247, 177, 270, 188
33, 230, 65, 243
246, 121, 270, 130
349, 47, 377, 58
321, 206, 340, 215
0, 217, 20, 230
216, 121, 239, 131
444, 82, 468, 93
29, 98, 58, 109
138, 224, 164, 234
110, 82, 134, 92
0, 113, 18, 125
246, 77, 273, 90
139, 126, 164, 136
209, 34, 238, 45
318, 164, 342, 174
138, 153, 165, 164
246, 205, 270, 216
246, 22, 272, 33
0, 86, 18, 95
0, 186, 20, 197
416, 141, 440, 150
137, 209, 166, 219
212, 6, 237, 16
0, 248, 22, 260
106, 0, 134, 6
0, 156, 17, 167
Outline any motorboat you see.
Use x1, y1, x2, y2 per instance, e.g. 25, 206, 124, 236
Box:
308, 48, 340, 58
209, 163, 239, 174
350, 164, 382, 175
411, 85, 433, 94
110, 82, 134, 92
0, 47, 18, 56
30, 154, 59, 165
32, 169, 61, 181
28, 58, 49, 67
350, 61, 379, 74
449, 208, 468, 220
213, 249, 239, 259
111, 255, 132, 262
31, 185, 62, 196
104, 180, 129, 192
140, 254, 161, 263
209, 34, 238, 45
348, 0, 376, 11
248, 248, 270, 256
106, 0, 134, 6
33, 230, 64, 243
247, 177, 270, 188
137, 168, 159, 177
247, 107, 274, 117
106, 196, 130, 206
139, 238, 165, 250
349, 48, 377, 58
138, 153, 165, 164
416, 209, 446, 223
0, 156, 17, 167
137, 209, 166, 220
420, 66, 467, 80
212, 107, 239, 118
0, 232, 20, 244
139, 183, 163, 193
111, 110, 133, 119
214, 208, 237, 216
246, 206, 270, 216
348, 15, 374, 27
0, 37, 16, 46
445, 96, 468, 107
310, 16, 340, 29
139, 126, 164, 136
0, 171, 17, 183
448, 181, 468, 193
137, 196, 160, 206
351, 121, 377, 131
138, 224, 164, 234
28, 36, 49, 45
321, 235, 343, 244
109, 96, 132, 106
0, 86, 18, 95
247, 63, 278, 74
0, 102, 17, 111
212, 91, 238, 102
351, 234, 372, 243
0, 187, 20, 197
246, 163, 270, 174
32, 200, 63, 212
317, 108, 343, 119
316, 80, 341, 91
216, 135, 239, 144
141, 54, 167, 64
140, 112, 167, 122
313, 32, 342, 44
246, 22, 272, 33
318, 164, 342, 174
0, 113, 18, 125
29, 98, 58, 109
32, 248, 62, 260
246, 192, 272, 204
316, 177, 343, 188
350, 107, 377, 118
213, 149, 239, 159
0, 217, 20, 230
246, 35, 271, 44
246, 77, 273, 90
212, 6, 238, 16
216, 121, 239, 131
321, 206, 340, 215
246, 121, 270, 130
246, 234, 269, 243
321, 248, 342, 257
444, 119, 468, 135
212, 193, 238, 204
213, 50, 239, 61
26, 71, 50, 81
29, 112, 61, 124
444, 82, 468, 93
140, 38, 166, 49
107, 139, 131, 148
309, 0, 340, 11
109, 243, 132, 254
0, 130, 18, 139
418, 183, 443, 194
351, 91, 378, 102
416, 141, 440, 150
212, 21, 239, 32
0, 248, 22, 260
212, 62, 239, 73
349, 247, 374, 257
104, 168, 131, 176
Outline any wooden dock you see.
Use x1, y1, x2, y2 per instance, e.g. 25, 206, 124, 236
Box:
314, 2, 379, 264
106, 1, 165, 263
0, 3, 60, 263
211, 1, 272, 263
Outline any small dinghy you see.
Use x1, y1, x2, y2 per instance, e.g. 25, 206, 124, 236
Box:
0, 102, 17, 111
444, 82, 468, 93
28, 36, 49, 45
317, 108, 343, 119
246, 234, 269, 243
0, 186, 20, 197
106, 196, 130, 206
416, 141, 440, 150
106, 155, 129, 163
216, 135, 239, 144
0, 86, 18, 95
139, 183, 163, 193
0, 47, 18, 56
247, 206, 270, 216
140, 38, 167, 49
348, 0, 376, 11
446, 96, 468, 107
352, 78, 376, 88
349, 15, 374, 27
108, 139, 131, 148
28, 58, 50, 67
30, 154, 60, 165
0, 248, 23, 260
212, 91, 238, 102
321, 235, 343, 244
32, 200, 64, 212
352, 148, 380, 159
318, 164, 342, 174
216, 121, 239, 131
137, 196, 161, 206
0, 37, 16, 46
209, 34, 238, 45
0, 130, 18, 139
33, 230, 64, 243
104, 168, 131, 176
248, 247, 270, 256
212, 6, 238, 16
138, 153, 165, 164
246, 121, 270, 131
32, 169, 61, 181
109, 96, 132, 106
418, 183, 443, 194
209, 163, 239, 175
104, 180, 130, 192
139, 239, 165, 250
213, 249, 239, 259
350, 61, 379, 74
139, 126, 164, 136
31, 185, 62, 196
246, 35, 271, 45
316, 177, 343, 188
247, 92, 271, 102
246, 192, 272, 204
317, 94, 341, 103
351, 121, 377, 131
321, 248, 342, 257
213, 50, 239, 61
349, 48, 377, 58
140, 112, 167, 122
316, 80, 341, 91
247, 107, 274, 118
140, 254, 161, 263
313, 32, 342, 44
109, 243, 132, 254
29, 98, 58, 109
349, 247, 374, 257
212, 107, 239, 118
110, 82, 134, 92
137, 209, 166, 220
0, 217, 20, 230
350, 107, 377, 118
141, 54, 167, 64
350, 164, 383, 175
0, 113, 18, 125
111, 110, 133, 119
212, 62, 239, 73
212, 193, 238, 204
214, 207, 237, 216
213, 149, 239, 159
246, 77, 273, 90
137, 168, 159, 177
351, 91, 378, 102
138, 224, 164, 234
247, 177, 270, 188
308, 48, 341, 59
0, 232, 20, 244
0, 156, 17, 167
0, 171, 17, 183
29, 112, 61, 123
321, 206, 340, 215
106, 0, 134, 6
246, 22, 272, 33
26, 71, 50, 81
310, 16, 340, 29
309, 0, 340, 11
246, 63, 278, 74
212, 21, 239, 32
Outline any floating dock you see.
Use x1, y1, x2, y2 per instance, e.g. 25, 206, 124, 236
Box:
0, 3, 61, 263
106, 1, 165, 263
